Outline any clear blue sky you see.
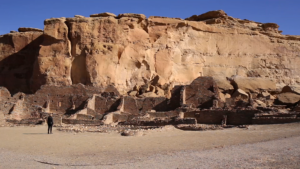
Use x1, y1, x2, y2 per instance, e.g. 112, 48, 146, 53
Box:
0, 0, 299, 35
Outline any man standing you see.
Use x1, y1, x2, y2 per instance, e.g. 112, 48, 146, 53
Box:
47, 113, 54, 134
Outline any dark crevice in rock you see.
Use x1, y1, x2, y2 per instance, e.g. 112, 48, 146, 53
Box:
65, 21, 91, 86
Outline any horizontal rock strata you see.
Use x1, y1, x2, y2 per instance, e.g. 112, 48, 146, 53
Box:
0, 10, 299, 95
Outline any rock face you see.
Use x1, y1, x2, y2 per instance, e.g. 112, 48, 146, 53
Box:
0, 10, 300, 95
31, 18, 72, 92
0, 32, 43, 94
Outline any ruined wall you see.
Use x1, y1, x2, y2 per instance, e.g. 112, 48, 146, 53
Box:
94, 95, 120, 116
0, 88, 25, 121
122, 96, 170, 115
185, 110, 261, 125
185, 77, 219, 108
0, 10, 299, 95
0, 84, 120, 122
24, 84, 103, 115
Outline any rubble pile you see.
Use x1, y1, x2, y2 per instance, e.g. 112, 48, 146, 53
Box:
1, 76, 300, 131
57, 124, 160, 133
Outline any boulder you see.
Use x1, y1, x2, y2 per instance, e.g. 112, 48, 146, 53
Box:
225, 93, 231, 99
156, 87, 165, 96
232, 89, 249, 98
219, 92, 225, 102
219, 92, 231, 102
213, 77, 234, 91
141, 92, 158, 98
117, 13, 146, 20
281, 85, 300, 95
90, 12, 116, 17
265, 99, 274, 107
74, 15, 85, 18
261, 91, 271, 97
121, 130, 143, 136
290, 86, 300, 94
254, 100, 266, 107
262, 23, 279, 29
277, 92, 300, 104
262, 23, 279, 32
18, 27, 43, 32
281, 86, 293, 93
232, 89, 248, 99
266, 95, 276, 100
185, 10, 227, 21
128, 91, 138, 97
261, 23, 280, 33
231, 76, 276, 93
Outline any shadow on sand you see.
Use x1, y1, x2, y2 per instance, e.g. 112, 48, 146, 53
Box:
23, 133, 48, 135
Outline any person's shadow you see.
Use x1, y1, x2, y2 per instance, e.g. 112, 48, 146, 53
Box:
23, 133, 48, 135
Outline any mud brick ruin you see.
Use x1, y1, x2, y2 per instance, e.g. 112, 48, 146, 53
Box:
1, 10, 300, 129
1, 76, 300, 129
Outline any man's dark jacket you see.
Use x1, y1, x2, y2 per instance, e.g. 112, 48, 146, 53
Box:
47, 116, 53, 126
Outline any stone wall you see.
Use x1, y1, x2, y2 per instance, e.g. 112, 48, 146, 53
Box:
1, 73, 300, 126
62, 119, 102, 125
184, 110, 262, 125
185, 77, 220, 108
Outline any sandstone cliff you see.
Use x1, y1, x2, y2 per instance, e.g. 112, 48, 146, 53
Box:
0, 10, 300, 95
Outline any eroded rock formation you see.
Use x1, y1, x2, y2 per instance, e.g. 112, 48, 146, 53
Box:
0, 10, 299, 95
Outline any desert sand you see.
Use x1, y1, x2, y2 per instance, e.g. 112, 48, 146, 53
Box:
0, 123, 300, 168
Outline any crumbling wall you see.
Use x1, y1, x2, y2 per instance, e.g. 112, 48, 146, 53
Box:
184, 109, 261, 125
185, 77, 220, 108
94, 95, 120, 116
24, 84, 104, 115
121, 96, 174, 115
168, 85, 185, 109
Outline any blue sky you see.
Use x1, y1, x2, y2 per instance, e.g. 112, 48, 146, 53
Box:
0, 0, 299, 35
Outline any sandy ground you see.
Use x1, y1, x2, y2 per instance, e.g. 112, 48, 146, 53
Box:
0, 123, 300, 169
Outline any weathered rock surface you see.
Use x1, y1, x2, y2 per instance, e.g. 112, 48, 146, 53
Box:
31, 17, 72, 92
231, 76, 277, 93
90, 12, 116, 17
214, 77, 234, 91
185, 10, 227, 21
0, 10, 300, 95
0, 31, 43, 94
232, 89, 248, 99
117, 13, 146, 20
18, 27, 43, 32
74, 15, 85, 18
277, 92, 300, 104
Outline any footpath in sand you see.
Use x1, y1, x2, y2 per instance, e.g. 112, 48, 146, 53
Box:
0, 123, 300, 168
